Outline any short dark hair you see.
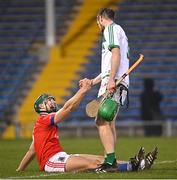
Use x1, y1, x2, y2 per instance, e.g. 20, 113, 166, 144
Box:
97, 8, 115, 21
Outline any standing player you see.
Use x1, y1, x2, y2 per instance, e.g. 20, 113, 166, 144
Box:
80, 8, 130, 172
16, 78, 157, 173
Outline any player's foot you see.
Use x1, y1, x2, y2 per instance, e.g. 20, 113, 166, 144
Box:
129, 147, 145, 171
89, 160, 117, 173
144, 147, 158, 169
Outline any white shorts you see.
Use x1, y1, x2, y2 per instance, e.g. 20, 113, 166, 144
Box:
98, 77, 128, 105
44, 152, 71, 173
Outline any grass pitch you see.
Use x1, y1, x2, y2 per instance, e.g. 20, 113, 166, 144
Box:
0, 137, 177, 179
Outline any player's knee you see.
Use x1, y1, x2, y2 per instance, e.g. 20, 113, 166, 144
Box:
95, 116, 109, 127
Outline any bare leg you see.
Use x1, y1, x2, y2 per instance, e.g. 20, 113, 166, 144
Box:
110, 119, 117, 150
79, 154, 128, 164
65, 154, 100, 172
78, 154, 103, 162
96, 117, 115, 154
110, 109, 119, 150
65, 154, 128, 172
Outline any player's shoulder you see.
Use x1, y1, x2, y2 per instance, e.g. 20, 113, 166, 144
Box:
113, 23, 127, 38
34, 113, 56, 127
106, 23, 123, 32
109, 22, 121, 28
113, 23, 125, 31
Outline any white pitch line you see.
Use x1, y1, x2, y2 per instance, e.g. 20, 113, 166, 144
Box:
8, 173, 62, 179
155, 160, 177, 164
8, 160, 177, 179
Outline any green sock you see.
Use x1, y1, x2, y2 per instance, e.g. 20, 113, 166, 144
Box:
105, 152, 116, 165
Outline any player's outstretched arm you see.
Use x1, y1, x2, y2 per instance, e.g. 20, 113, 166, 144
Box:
54, 78, 91, 124
16, 141, 35, 172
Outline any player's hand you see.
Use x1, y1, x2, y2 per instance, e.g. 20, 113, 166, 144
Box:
79, 78, 92, 88
107, 78, 116, 93
79, 78, 92, 92
79, 79, 84, 87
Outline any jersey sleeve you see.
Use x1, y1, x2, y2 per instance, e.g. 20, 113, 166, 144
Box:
104, 24, 120, 51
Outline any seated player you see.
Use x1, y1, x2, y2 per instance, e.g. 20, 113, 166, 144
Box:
16, 79, 157, 173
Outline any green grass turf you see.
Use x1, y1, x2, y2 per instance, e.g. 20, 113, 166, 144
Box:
0, 137, 177, 179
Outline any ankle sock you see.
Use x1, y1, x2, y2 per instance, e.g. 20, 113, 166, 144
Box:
105, 152, 116, 165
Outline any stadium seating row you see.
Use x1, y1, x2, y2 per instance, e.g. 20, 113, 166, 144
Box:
0, 0, 80, 135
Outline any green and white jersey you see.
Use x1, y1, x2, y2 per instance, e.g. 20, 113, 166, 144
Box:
101, 22, 129, 86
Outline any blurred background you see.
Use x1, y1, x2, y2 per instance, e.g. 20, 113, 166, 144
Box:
0, 0, 177, 139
